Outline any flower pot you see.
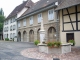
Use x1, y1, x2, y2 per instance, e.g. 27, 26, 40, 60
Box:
48, 46, 54, 48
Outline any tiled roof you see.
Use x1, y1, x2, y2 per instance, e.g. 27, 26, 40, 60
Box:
55, 0, 80, 10
21, 0, 58, 17
6, 0, 34, 19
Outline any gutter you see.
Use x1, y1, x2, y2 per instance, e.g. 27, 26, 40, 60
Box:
17, 2, 57, 21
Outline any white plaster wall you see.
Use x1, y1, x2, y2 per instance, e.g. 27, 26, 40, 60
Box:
3, 7, 28, 40
3, 18, 17, 40
75, 32, 80, 46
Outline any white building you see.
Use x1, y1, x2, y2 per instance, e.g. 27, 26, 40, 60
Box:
3, 0, 34, 41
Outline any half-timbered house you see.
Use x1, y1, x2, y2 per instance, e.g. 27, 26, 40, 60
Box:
56, 0, 80, 46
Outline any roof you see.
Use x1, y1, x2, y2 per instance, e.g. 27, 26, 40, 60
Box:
21, 0, 58, 17
6, 0, 34, 19
55, 0, 80, 10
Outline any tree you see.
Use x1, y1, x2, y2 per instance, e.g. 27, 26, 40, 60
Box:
0, 15, 5, 23
0, 8, 4, 16
0, 23, 3, 32
0, 8, 5, 32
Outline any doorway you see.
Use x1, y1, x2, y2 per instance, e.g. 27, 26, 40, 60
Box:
66, 33, 74, 42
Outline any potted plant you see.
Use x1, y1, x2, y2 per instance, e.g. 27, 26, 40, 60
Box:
47, 42, 54, 48
34, 40, 40, 46
53, 41, 61, 47
5, 38, 9, 41
69, 39, 75, 46
56, 42, 61, 47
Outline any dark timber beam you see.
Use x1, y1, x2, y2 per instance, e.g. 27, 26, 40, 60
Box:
75, 6, 78, 30
62, 9, 64, 31
66, 8, 74, 30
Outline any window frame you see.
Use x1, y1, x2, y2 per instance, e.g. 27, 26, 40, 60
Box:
48, 9, 54, 20
30, 16, 33, 25
23, 19, 26, 27
37, 13, 42, 23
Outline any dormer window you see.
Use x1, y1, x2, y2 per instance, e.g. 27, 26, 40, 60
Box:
48, 9, 54, 20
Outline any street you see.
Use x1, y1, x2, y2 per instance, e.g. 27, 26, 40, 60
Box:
0, 41, 38, 60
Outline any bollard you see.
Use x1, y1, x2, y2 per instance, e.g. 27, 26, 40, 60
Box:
53, 58, 60, 60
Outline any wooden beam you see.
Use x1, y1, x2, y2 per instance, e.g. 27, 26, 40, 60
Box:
64, 21, 77, 24
62, 30, 80, 32
63, 12, 75, 16
62, 9, 64, 31
66, 8, 74, 30
75, 6, 78, 30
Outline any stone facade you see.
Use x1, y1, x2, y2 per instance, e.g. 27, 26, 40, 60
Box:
18, 22, 60, 42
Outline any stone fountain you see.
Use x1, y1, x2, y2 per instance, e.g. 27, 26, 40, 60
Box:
38, 18, 71, 54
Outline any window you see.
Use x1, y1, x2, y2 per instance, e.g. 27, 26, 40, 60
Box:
23, 19, 26, 26
5, 27, 7, 32
7, 20, 8, 24
38, 13, 42, 23
10, 33, 12, 39
4, 27, 6, 32
5, 34, 6, 38
18, 21, 20, 28
48, 9, 54, 20
13, 25, 15, 30
7, 27, 8, 31
13, 18, 15, 22
10, 25, 12, 31
10, 19, 13, 23
30, 16, 33, 25
13, 17, 16, 22
13, 33, 15, 38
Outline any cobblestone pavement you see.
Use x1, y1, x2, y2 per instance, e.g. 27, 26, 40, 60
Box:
21, 47, 80, 60
0, 41, 39, 60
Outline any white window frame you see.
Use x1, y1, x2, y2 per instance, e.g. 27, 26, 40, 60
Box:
48, 9, 54, 20
23, 19, 26, 26
30, 16, 33, 25
38, 13, 42, 23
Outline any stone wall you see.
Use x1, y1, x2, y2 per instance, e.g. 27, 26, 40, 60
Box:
18, 22, 60, 42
